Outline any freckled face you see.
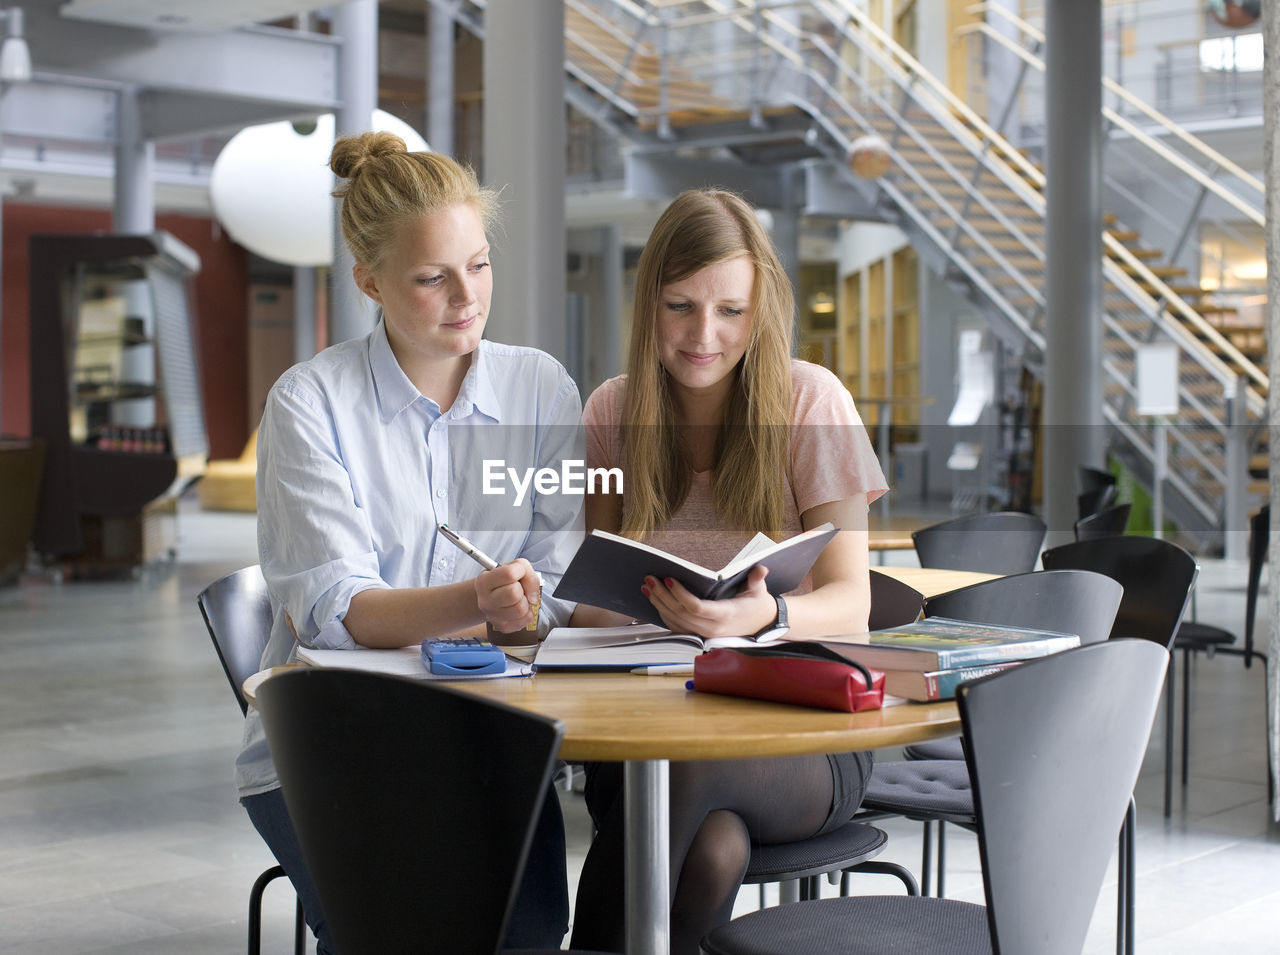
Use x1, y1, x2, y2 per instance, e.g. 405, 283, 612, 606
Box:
655, 256, 755, 400
353, 203, 492, 367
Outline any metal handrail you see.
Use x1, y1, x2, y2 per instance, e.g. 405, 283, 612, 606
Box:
970, 0, 1265, 197
958, 19, 1264, 227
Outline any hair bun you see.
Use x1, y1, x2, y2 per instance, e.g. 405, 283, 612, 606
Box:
329, 130, 409, 180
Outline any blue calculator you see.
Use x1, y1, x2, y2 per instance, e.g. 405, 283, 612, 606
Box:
420, 637, 507, 676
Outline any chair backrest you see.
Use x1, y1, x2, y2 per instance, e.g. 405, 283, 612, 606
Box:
1041, 536, 1199, 650
1073, 502, 1131, 542
960, 639, 1168, 955
868, 569, 924, 631
1244, 504, 1269, 652
1077, 465, 1117, 495
1076, 483, 1118, 519
256, 668, 564, 955
911, 511, 1047, 575
196, 565, 274, 716
922, 569, 1122, 645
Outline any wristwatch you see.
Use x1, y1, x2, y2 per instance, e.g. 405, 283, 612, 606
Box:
757, 593, 789, 638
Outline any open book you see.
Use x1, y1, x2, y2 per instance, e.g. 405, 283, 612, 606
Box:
552, 522, 838, 628
533, 623, 781, 670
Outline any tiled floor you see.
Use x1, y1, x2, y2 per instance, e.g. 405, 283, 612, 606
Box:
1, 497, 1278, 953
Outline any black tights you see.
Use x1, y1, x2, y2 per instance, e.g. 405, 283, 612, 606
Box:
570, 755, 837, 955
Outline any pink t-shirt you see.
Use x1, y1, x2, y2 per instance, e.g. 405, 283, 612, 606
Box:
583, 360, 887, 592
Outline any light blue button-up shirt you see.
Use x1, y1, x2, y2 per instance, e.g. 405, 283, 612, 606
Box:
237, 321, 584, 796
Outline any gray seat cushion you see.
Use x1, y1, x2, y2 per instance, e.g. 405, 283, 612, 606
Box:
700, 895, 990, 955
859, 759, 975, 821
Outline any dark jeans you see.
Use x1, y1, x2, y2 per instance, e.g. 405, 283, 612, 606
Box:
242, 782, 569, 951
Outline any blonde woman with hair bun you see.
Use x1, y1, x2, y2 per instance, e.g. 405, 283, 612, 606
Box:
570, 188, 887, 954
236, 131, 582, 952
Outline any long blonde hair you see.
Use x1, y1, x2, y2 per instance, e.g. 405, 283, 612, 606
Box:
621, 189, 794, 539
329, 131, 499, 271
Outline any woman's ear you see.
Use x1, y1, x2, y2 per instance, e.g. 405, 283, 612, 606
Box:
352, 263, 382, 305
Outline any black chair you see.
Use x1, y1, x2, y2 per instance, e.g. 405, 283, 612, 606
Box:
1173, 505, 1273, 806
1075, 502, 1132, 541
868, 568, 925, 631
196, 565, 304, 955
256, 667, 604, 955
858, 569, 1125, 904
911, 511, 1047, 575
1077, 483, 1119, 519
744, 568, 924, 906
1041, 536, 1198, 819
701, 640, 1170, 955
1079, 464, 1118, 494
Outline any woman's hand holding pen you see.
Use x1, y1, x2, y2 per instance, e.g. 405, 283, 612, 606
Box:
475, 558, 541, 633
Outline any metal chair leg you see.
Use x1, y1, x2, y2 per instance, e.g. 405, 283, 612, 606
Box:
1163, 658, 1175, 817
1181, 646, 1192, 786
248, 865, 285, 955
248, 864, 305, 955
936, 820, 947, 898
1116, 805, 1126, 955
1123, 798, 1136, 955
919, 819, 934, 896
841, 859, 920, 896
294, 898, 306, 955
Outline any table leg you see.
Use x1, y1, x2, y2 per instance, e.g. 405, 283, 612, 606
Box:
624, 758, 670, 955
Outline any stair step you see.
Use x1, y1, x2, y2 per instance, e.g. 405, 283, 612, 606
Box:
1122, 264, 1188, 279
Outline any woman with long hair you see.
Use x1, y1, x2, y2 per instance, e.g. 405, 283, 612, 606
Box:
569, 188, 887, 953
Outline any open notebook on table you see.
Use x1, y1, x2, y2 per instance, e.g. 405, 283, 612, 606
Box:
296, 645, 533, 680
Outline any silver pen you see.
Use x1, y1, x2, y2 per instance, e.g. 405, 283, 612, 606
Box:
438, 523, 499, 570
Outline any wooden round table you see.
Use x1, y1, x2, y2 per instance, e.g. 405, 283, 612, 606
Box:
243, 566, 981, 954
423, 672, 957, 954
244, 667, 959, 954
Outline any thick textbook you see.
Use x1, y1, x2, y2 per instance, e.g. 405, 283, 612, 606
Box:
819, 616, 1079, 673
882, 661, 1021, 702
553, 522, 837, 628
533, 624, 779, 669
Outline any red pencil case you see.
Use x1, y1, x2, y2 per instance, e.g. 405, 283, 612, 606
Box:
691, 644, 885, 713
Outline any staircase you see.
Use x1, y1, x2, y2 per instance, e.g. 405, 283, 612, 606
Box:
443, 0, 1267, 550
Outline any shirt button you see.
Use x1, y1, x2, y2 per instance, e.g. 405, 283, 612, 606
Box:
436, 488, 446, 498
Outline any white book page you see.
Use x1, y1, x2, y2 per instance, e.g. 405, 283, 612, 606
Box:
589, 528, 717, 577
717, 521, 836, 579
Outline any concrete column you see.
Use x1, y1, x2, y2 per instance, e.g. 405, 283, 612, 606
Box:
113, 86, 157, 428
482, 0, 565, 353
113, 86, 155, 234
294, 266, 318, 361
1261, 0, 1280, 823
427, 1, 454, 157
1043, 0, 1103, 542
770, 177, 801, 356
599, 223, 623, 382
330, 0, 379, 345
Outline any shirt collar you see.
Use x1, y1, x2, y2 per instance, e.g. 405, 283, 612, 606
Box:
455, 340, 503, 423
369, 320, 503, 423
369, 319, 420, 422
